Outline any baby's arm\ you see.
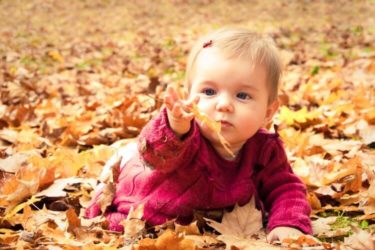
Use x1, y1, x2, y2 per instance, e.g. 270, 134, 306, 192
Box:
137, 86, 201, 173
254, 138, 312, 242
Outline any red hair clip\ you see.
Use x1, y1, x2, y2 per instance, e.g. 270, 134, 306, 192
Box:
203, 40, 213, 48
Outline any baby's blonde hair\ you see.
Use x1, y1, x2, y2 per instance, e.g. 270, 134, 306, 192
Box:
185, 28, 282, 103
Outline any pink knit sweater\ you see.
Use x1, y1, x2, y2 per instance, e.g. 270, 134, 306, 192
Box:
85, 108, 312, 234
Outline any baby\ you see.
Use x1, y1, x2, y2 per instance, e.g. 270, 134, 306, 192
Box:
85, 28, 312, 242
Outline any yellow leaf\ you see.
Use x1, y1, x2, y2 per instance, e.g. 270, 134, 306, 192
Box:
278, 106, 320, 126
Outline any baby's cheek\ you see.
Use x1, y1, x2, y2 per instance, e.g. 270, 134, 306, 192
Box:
236, 112, 262, 133
237, 112, 256, 126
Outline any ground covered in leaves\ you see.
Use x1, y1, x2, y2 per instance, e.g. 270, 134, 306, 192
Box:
0, 0, 375, 249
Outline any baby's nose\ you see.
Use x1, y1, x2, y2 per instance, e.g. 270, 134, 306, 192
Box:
216, 94, 234, 112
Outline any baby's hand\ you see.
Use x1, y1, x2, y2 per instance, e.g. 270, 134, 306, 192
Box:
266, 226, 304, 243
164, 85, 200, 137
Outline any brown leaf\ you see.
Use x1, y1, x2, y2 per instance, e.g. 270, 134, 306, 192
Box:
66, 207, 81, 235
205, 196, 262, 239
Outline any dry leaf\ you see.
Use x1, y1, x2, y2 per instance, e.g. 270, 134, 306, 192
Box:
343, 225, 375, 250
205, 196, 262, 238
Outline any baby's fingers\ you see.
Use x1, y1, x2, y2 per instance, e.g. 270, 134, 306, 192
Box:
189, 95, 200, 107
165, 94, 174, 111
171, 102, 183, 118
266, 231, 278, 243
172, 102, 197, 121
181, 95, 200, 112
166, 85, 181, 102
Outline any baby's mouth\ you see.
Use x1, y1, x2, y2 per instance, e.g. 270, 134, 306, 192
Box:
219, 120, 233, 128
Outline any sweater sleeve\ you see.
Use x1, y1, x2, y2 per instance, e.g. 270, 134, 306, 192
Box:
255, 136, 312, 234
137, 108, 200, 173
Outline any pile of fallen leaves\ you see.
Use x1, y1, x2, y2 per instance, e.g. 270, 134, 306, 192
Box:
1, 0, 375, 249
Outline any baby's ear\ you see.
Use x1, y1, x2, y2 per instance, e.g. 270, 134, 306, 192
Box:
264, 99, 279, 127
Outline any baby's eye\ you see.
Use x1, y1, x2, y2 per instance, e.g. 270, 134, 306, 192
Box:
236, 92, 251, 100
202, 88, 216, 96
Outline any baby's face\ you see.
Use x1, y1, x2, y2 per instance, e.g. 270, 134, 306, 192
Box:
189, 48, 278, 157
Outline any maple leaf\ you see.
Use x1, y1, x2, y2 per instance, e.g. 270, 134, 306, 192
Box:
205, 196, 262, 238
